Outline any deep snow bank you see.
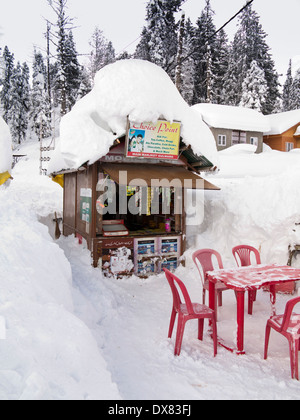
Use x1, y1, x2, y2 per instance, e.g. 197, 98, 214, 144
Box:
185, 145, 300, 274
0, 141, 121, 400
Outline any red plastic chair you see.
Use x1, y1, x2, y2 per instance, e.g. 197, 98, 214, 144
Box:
163, 268, 217, 357
192, 249, 229, 308
264, 296, 300, 380
232, 245, 261, 267
232, 245, 261, 315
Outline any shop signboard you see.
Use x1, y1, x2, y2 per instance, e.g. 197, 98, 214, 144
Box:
126, 120, 181, 160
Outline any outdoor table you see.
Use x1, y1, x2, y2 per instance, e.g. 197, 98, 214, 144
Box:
206, 264, 300, 355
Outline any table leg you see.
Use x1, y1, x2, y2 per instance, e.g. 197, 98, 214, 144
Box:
236, 291, 245, 354
209, 281, 216, 313
269, 284, 276, 316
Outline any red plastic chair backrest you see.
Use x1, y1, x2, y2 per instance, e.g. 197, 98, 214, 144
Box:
163, 268, 194, 315
192, 249, 224, 285
232, 245, 261, 267
281, 297, 300, 333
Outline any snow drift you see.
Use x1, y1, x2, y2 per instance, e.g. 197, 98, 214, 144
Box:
186, 144, 300, 271
0, 141, 120, 400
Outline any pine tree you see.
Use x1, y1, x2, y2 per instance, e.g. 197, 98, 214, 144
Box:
55, 0, 68, 115
76, 66, 92, 100
175, 11, 185, 94
64, 30, 81, 111
8, 62, 30, 145
104, 42, 116, 66
89, 27, 115, 81
290, 69, 300, 110
282, 60, 294, 111
212, 29, 229, 104
116, 51, 132, 61
239, 60, 268, 111
179, 18, 196, 105
0, 46, 14, 123
47, 0, 78, 115
227, 3, 280, 114
134, 27, 151, 62
135, 0, 184, 79
192, 0, 227, 104
221, 46, 239, 106
49, 61, 60, 109
30, 50, 52, 139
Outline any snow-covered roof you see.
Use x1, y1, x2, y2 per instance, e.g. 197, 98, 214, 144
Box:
49, 59, 219, 173
0, 116, 12, 173
294, 125, 300, 136
264, 109, 300, 135
192, 103, 271, 133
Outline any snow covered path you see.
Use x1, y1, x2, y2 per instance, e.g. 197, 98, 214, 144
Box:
59, 236, 300, 400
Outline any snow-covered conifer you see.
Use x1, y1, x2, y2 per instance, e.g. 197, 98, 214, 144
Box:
290, 68, 300, 110
212, 29, 230, 104
76, 66, 92, 100
180, 18, 195, 105
47, 0, 79, 115
0, 46, 14, 123
239, 61, 268, 111
282, 60, 294, 111
134, 27, 151, 62
136, 0, 184, 79
228, 3, 280, 114
192, 0, 228, 104
89, 27, 116, 82
30, 51, 52, 140
8, 62, 30, 146
64, 30, 81, 111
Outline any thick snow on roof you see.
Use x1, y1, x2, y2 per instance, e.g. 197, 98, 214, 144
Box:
0, 116, 12, 173
264, 109, 300, 135
51, 59, 218, 172
294, 125, 300, 136
192, 103, 270, 133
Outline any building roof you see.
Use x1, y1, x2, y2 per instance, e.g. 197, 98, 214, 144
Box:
264, 109, 300, 135
192, 103, 270, 133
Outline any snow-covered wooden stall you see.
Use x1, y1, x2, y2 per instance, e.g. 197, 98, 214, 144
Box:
50, 60, 220, 277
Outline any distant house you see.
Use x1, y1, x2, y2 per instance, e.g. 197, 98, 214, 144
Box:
192, 104, 270, 153
263, 109, 300, 152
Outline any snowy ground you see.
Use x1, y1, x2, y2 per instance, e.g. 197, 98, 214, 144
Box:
1, 139, 300, 400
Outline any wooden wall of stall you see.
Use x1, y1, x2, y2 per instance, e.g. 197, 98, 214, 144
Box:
63, 164, 97, 251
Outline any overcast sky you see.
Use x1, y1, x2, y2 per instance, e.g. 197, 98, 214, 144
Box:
1, 0, 299, 81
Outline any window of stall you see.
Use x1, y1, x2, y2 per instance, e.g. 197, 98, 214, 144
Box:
95, 169, 183, 237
